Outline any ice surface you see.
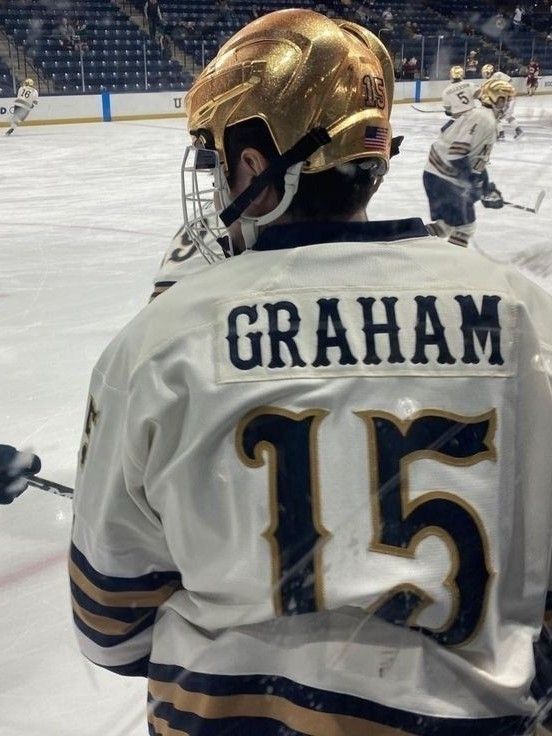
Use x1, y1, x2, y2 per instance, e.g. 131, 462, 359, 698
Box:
0, 97, 550, 735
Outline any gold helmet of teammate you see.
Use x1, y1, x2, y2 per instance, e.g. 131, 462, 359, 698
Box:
182, 9, 397, 256
24, 78, 34, 87
481, 64, 494, 79
449, 65, 464, 82
479, 78, 516, 116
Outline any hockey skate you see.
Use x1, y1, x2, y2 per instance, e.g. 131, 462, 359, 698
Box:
4, 128, 14, 136
497, 130, 505, 141
514, 127, 524, 139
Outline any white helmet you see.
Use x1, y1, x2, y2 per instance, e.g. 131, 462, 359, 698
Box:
24, 78, 34, 87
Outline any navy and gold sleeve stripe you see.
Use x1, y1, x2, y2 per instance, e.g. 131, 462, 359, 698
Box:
428, 148, 458, 178
146, 664, 527, 736
69, 543, 182, 649
449, 142, 471, 156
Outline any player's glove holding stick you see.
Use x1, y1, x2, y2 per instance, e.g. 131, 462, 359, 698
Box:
481, 182, 504, 209
0, 444, 41, 504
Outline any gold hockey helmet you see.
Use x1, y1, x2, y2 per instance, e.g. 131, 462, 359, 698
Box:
479, 78, 516, 111
185, 9, 395, 177
481, 64, 494, 79
449, 65, 464, 81
24, 78, 34, 87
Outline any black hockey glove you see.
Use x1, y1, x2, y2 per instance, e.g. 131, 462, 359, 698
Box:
481, 183, 504, 209
0, 445, 41, 504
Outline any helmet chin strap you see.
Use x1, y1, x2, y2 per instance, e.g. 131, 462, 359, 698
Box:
219, 127, 331, 231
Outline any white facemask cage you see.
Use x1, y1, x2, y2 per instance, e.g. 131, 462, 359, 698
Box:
181, 145, 232, 263
182, 143, 306, 258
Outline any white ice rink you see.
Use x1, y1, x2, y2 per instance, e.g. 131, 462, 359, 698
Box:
0, 96, 551, 735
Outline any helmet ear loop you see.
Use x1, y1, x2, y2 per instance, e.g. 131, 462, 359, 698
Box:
239, 162, 304, 250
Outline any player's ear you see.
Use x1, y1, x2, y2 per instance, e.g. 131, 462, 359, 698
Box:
240, 147, 270, 179
237, 147, 279, 213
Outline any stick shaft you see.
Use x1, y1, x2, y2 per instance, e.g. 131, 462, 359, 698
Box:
504, 190, 545, 214
28, 475, 74, 498
505, 202, 537, 212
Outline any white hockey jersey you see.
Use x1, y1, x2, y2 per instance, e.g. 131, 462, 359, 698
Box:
441, 79, 477, 116
15, 84, 38, 110
425, 105, 497, 189
151, 208, 226, 300
70, 218, 552, 736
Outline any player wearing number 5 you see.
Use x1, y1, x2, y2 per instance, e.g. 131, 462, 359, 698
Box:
424, 78, 515, 247
5, 78, 38, 136
70, 10, 552, 736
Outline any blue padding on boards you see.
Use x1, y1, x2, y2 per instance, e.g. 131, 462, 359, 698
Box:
102, 90, 111, 122
415, 79, 421, 103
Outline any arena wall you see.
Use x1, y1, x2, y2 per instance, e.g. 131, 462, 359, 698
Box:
0, 79, 550, 127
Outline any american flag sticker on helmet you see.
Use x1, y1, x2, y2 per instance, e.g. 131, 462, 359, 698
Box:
363, 126, 387, 151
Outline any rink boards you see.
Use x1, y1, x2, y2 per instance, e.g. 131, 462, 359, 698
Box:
1, 77, 551, 127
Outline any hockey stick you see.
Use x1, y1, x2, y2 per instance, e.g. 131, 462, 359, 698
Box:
28, 475, 73, 498
410, 104, 442, 113
504, 190, 546, 214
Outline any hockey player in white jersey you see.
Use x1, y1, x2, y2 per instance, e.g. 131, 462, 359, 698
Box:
442, 65, 477, 117
70, 10, 552, 736
479, 65, 523, 140
424, 77, 515, 247
5, 79, 38, 136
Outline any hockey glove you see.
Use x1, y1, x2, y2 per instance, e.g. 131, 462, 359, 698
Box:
0, 445, 41, 504
481, 184, 504, 209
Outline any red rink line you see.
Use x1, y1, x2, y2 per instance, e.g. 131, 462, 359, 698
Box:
0, 549, 67, 589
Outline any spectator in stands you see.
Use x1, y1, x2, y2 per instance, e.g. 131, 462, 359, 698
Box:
382, 5, 393, 27
74, 18, 90, 53
393, 53, 404, 79
144, 0, 163, 40
356, 3, 371, 23
404, 56, 418, 79
513, 5, 524, 31
492, 11, 507, 37
159, 22, 172, 58
466, 49, 479, 77
56, 16, 76, 49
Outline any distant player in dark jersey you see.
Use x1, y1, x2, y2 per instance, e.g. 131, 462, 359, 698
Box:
526, 59, 539, 96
